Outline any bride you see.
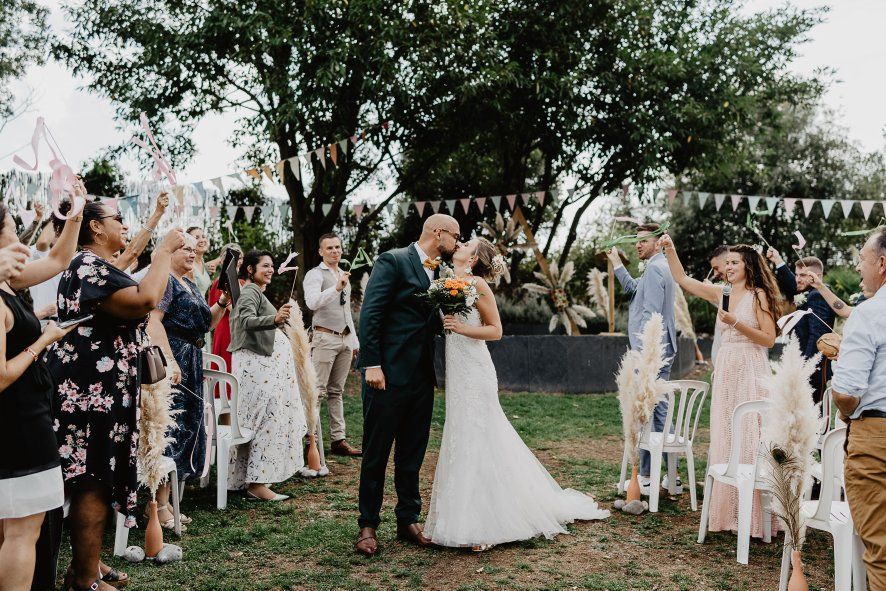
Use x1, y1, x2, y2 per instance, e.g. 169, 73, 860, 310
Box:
424, 237, 609, 551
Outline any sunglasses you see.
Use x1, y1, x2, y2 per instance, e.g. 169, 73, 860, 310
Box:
99, 212, 124, 223
339, 289, 347, 306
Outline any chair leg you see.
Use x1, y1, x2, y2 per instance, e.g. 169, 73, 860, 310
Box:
686, 447, 698, 511
697, 473, 713, 544
216, 438, 231, 510
762, 492, 772, 544
667, 452, 679, 495
112, 511, 128, 557
618, 443, 629, 495
852, 532, 867, 591
649, 447, 663, 513
736, 481, 754, 564
170, 470, 181, 536
833, 526, 853, 591
778, 532, 792, 591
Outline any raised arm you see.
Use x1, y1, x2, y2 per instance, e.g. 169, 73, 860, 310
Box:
443, 279, 502, 341
10, 204, 83, 291
800, 268, 854, 318
114, 192, 169, 271
17, 202, 45, 245
606, 248, 638, 295
657, 234, 721, 306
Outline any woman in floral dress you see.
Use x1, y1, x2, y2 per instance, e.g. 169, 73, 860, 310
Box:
49, 200, 184, 591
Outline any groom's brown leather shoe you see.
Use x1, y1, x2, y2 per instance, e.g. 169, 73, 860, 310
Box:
396, 523, 438, 548
331, 439, 362, 457
355, 527, 379, 556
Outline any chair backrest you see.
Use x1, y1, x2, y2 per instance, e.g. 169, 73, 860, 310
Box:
812, 427, 846, 522
203, 369, 244, 439
203, 353, 227, 372
724, 399, 769, 479
203, 353, 230, 410
657, 380, 710, 445
816, 387, 834, 448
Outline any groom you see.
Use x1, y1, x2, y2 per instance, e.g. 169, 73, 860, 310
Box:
355, 213, 462, 556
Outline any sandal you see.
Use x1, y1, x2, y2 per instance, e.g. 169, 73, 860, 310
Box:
144, 504, 187, 531
101, 566, 129, 588
67, 580, 101, 591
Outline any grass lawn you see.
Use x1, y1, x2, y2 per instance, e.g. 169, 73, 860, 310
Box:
61, 369, 839, 590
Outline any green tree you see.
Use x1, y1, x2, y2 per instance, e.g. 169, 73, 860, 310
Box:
80, 155, 127, 198
0, 0, 49, 130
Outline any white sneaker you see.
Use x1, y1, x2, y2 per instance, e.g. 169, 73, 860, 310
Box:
661, 475, 683, 492
638, 476, 652, 496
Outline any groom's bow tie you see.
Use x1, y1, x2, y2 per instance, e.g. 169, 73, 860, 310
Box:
423, 257, 442, 271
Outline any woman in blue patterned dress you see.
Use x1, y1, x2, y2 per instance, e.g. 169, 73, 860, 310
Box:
146, 232, 229, 529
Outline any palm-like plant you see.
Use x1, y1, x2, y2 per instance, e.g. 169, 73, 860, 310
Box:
480, 213, 530, 283
524, 260, 596, 335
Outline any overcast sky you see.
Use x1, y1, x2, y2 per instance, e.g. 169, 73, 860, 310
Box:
1, 0, 884, 190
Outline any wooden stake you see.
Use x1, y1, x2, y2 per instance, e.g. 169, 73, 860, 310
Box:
607, 259, 616, 333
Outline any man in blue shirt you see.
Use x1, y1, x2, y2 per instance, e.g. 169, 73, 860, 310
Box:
832, 228, 886, 589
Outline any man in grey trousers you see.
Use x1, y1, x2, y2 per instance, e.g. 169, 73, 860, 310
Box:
607, 222, 679, 491
304, 233, 362, 456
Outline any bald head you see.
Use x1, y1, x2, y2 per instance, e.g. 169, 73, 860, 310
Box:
419, 213, 461, 259
422, 213, 459, 237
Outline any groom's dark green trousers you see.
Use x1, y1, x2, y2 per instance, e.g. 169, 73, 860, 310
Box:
358, 372, 435, 529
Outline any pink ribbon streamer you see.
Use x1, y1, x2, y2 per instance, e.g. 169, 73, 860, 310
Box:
777, 309, 811, 335
131, 112, 178, 187
13, 117, 84, 219
792, 231, 806, 251
278, 251, 299, 273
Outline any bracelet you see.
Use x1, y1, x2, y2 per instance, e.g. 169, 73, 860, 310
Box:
730, 319, 740, 329
24, 347, 39, 362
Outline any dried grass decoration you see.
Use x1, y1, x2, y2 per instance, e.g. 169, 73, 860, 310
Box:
282, 299, 322, 474
586, 268, 609, 319
614, 313, 672, 511
760, 337, 820, 586
138, 377, 179, 496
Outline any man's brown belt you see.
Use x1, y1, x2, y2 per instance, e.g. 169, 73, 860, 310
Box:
314, 325, 350, 337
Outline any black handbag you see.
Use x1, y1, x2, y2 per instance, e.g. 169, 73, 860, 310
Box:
140, 345, 168, 385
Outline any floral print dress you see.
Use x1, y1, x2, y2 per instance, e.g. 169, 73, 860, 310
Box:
49, 252, 146, 527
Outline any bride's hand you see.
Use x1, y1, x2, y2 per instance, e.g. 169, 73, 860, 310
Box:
442, 314, 463, 334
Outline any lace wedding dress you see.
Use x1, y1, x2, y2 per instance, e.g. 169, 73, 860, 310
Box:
424, 308, 609, 547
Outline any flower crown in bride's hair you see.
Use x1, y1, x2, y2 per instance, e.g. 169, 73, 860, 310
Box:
490, 254, 507, 284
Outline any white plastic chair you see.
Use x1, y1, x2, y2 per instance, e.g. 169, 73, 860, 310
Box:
113, 456, 180, 556
203, 353, 231, 419
697, 399, 774, 564
618, 380, 710, 512
204, 368, 254, 509
778, 428, 866, 591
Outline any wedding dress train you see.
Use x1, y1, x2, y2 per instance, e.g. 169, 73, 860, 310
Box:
425, 308, 609, 547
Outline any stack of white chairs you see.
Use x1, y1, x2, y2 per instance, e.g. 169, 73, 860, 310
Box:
618, 380, 710, 512
807, 386, 842, 501
697, 399, 774, 564
777, 428, 866, 591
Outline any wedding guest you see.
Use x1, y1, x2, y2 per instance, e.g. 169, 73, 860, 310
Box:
304, 233, 361, 457
28, 220, 61, 322
208, 243, 242, 375
112, 191, 168, 273
831, 227, 886, 588
48, 199, 184, 591
766, 248, 835, 404
606, 223, 679, 491
0, 200, 82, 591
805, 273, 861, 318
228, 250, 307, 501
186, 227, 212, 296
146, 232, 229, 530
17, 201, 45, 245
660, 235, 780, 539
708, 245, 729, 366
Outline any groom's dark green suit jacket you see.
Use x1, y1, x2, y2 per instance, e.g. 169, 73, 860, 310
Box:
357, 244, 439, 387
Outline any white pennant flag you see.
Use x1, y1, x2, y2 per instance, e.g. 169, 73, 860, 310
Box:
840, 200, 855, 219
682, 191, 693, 207
287, 157, 301, 180
490, 196, 502, 210
801, 199, 816, 218
714, 194, 726, 211
225, 205, 238, 220
322, 204, 333, 216
730, 194, 742, 211
820, 199, 837, 219
445, 199, 456, 213
860, 200, 876, 220
242, 206, 256, 222
747, 196, 762, 212
211, 177, 225, 193
697, 192, 710, 209
765, 197, 780, 214
399, 202, 410, 216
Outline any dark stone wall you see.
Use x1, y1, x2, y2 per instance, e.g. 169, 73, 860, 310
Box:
434, 335, 698, 394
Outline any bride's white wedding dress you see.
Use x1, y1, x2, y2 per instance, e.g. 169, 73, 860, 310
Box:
425, 308, 609, 547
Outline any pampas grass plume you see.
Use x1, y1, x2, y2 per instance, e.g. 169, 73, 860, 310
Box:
284, 299, 321, 434
138, 378, 179, 497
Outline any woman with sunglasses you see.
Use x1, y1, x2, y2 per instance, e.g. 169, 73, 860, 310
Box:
145, 232, 230, 531
49, 200, 185, 591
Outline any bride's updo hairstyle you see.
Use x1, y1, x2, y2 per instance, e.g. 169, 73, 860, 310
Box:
471, 237, 504, 283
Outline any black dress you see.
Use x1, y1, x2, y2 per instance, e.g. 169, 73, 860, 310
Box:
0, 289, 62, 518
48, 252, 146, 527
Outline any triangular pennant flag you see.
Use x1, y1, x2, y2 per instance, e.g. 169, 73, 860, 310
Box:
242, 206, 256, 222
429, 201, 441, 214
399, 202, 410, 216
101, 197, 119, 212
860, 200, 876, 220
354, 202, 365, 220
415, 201, 427, 216
747, 195, 761, 212
275, 160, 286, 182
666, 188, 678, 206
445, 199, 456, 213
19, 209, 37, 228
697, 192, 710, 209
193, 182, 206, 201
279, 202, 289, 218
231, 173, 248, 185
490, 196, 502, 210
190, 205, 201, 217
730, 194, 742, 211
714, 194, 726, 211
505, 194, 517, 210
339, 204, 347, 217
315, 147, 326, 169
840, 200, 855, 219
681, 191, 693, 207
284, 157, 300, 181
246, 168, 261, 180
820, 199, 837, 219
801, 199, 816, 218
209, 207, 220, 219
329, 143, 338, 166
211, 177, 225, 193
225, 205, 238, 220
475, 197, 486, 212
783, 198, 797, 217
459, 198, 471, 213
261, 165, 275, 182
322, 204, 333, 216
535, 190, 546, 206
338, 139, 348, 160
766, 197, 780, 214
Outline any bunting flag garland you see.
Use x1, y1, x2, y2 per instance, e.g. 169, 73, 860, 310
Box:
861, 200, 876, 220
714, 194, 726, 211
730, 194, 742, 211
322, 204, 333, 216
505, 194, 518, 210
801, 199, 816, 218
490, 195, 502, 210
415, 201, 427, 216
242, 206, 256, 222
747, 195, 761, 212
765, 197, 779, 215
821, 199, 837, 219
783, 198, 797, 216
225, 205, 238, 220
697, 192, 710, 209
210, 177, 225, 193
429, 201, 441, 214
459, 198, 471, 213
475, 197, 487, 211
840, 200, 855, 218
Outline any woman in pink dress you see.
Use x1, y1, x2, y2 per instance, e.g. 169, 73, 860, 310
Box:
658, 236, 781, 539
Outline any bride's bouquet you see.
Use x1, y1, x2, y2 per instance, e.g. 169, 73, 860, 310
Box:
421, 264, 481, 318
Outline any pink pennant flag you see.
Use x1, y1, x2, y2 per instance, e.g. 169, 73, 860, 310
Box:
783, 198, 797, 217
666, 188, 678, 206
261, 165, 275, 182
860, 200, 876, 220
791, 231, 806, 251
730, 194, 742, 211
242, 206, 256, 222
839, 200, 855, 219
101, 197, 119, 212
19, 209, 37, 228
278, 251, 299, 274
506, 194, 517, 210
535, 190, 546, 206
315, 147, 326, 169
429, 201, 441, 214
275, 160, 286, 181
475, 197, 486, 212
459, 198, 471, 213
800, 199, 816, 218
350, 134, 358, 146
415, 201, 427, 216
209, 207, 220, 219
714, 194, 726, 211
354, 203, 365, 220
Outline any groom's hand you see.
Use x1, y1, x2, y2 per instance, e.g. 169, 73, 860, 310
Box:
365, 367, 386, 390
